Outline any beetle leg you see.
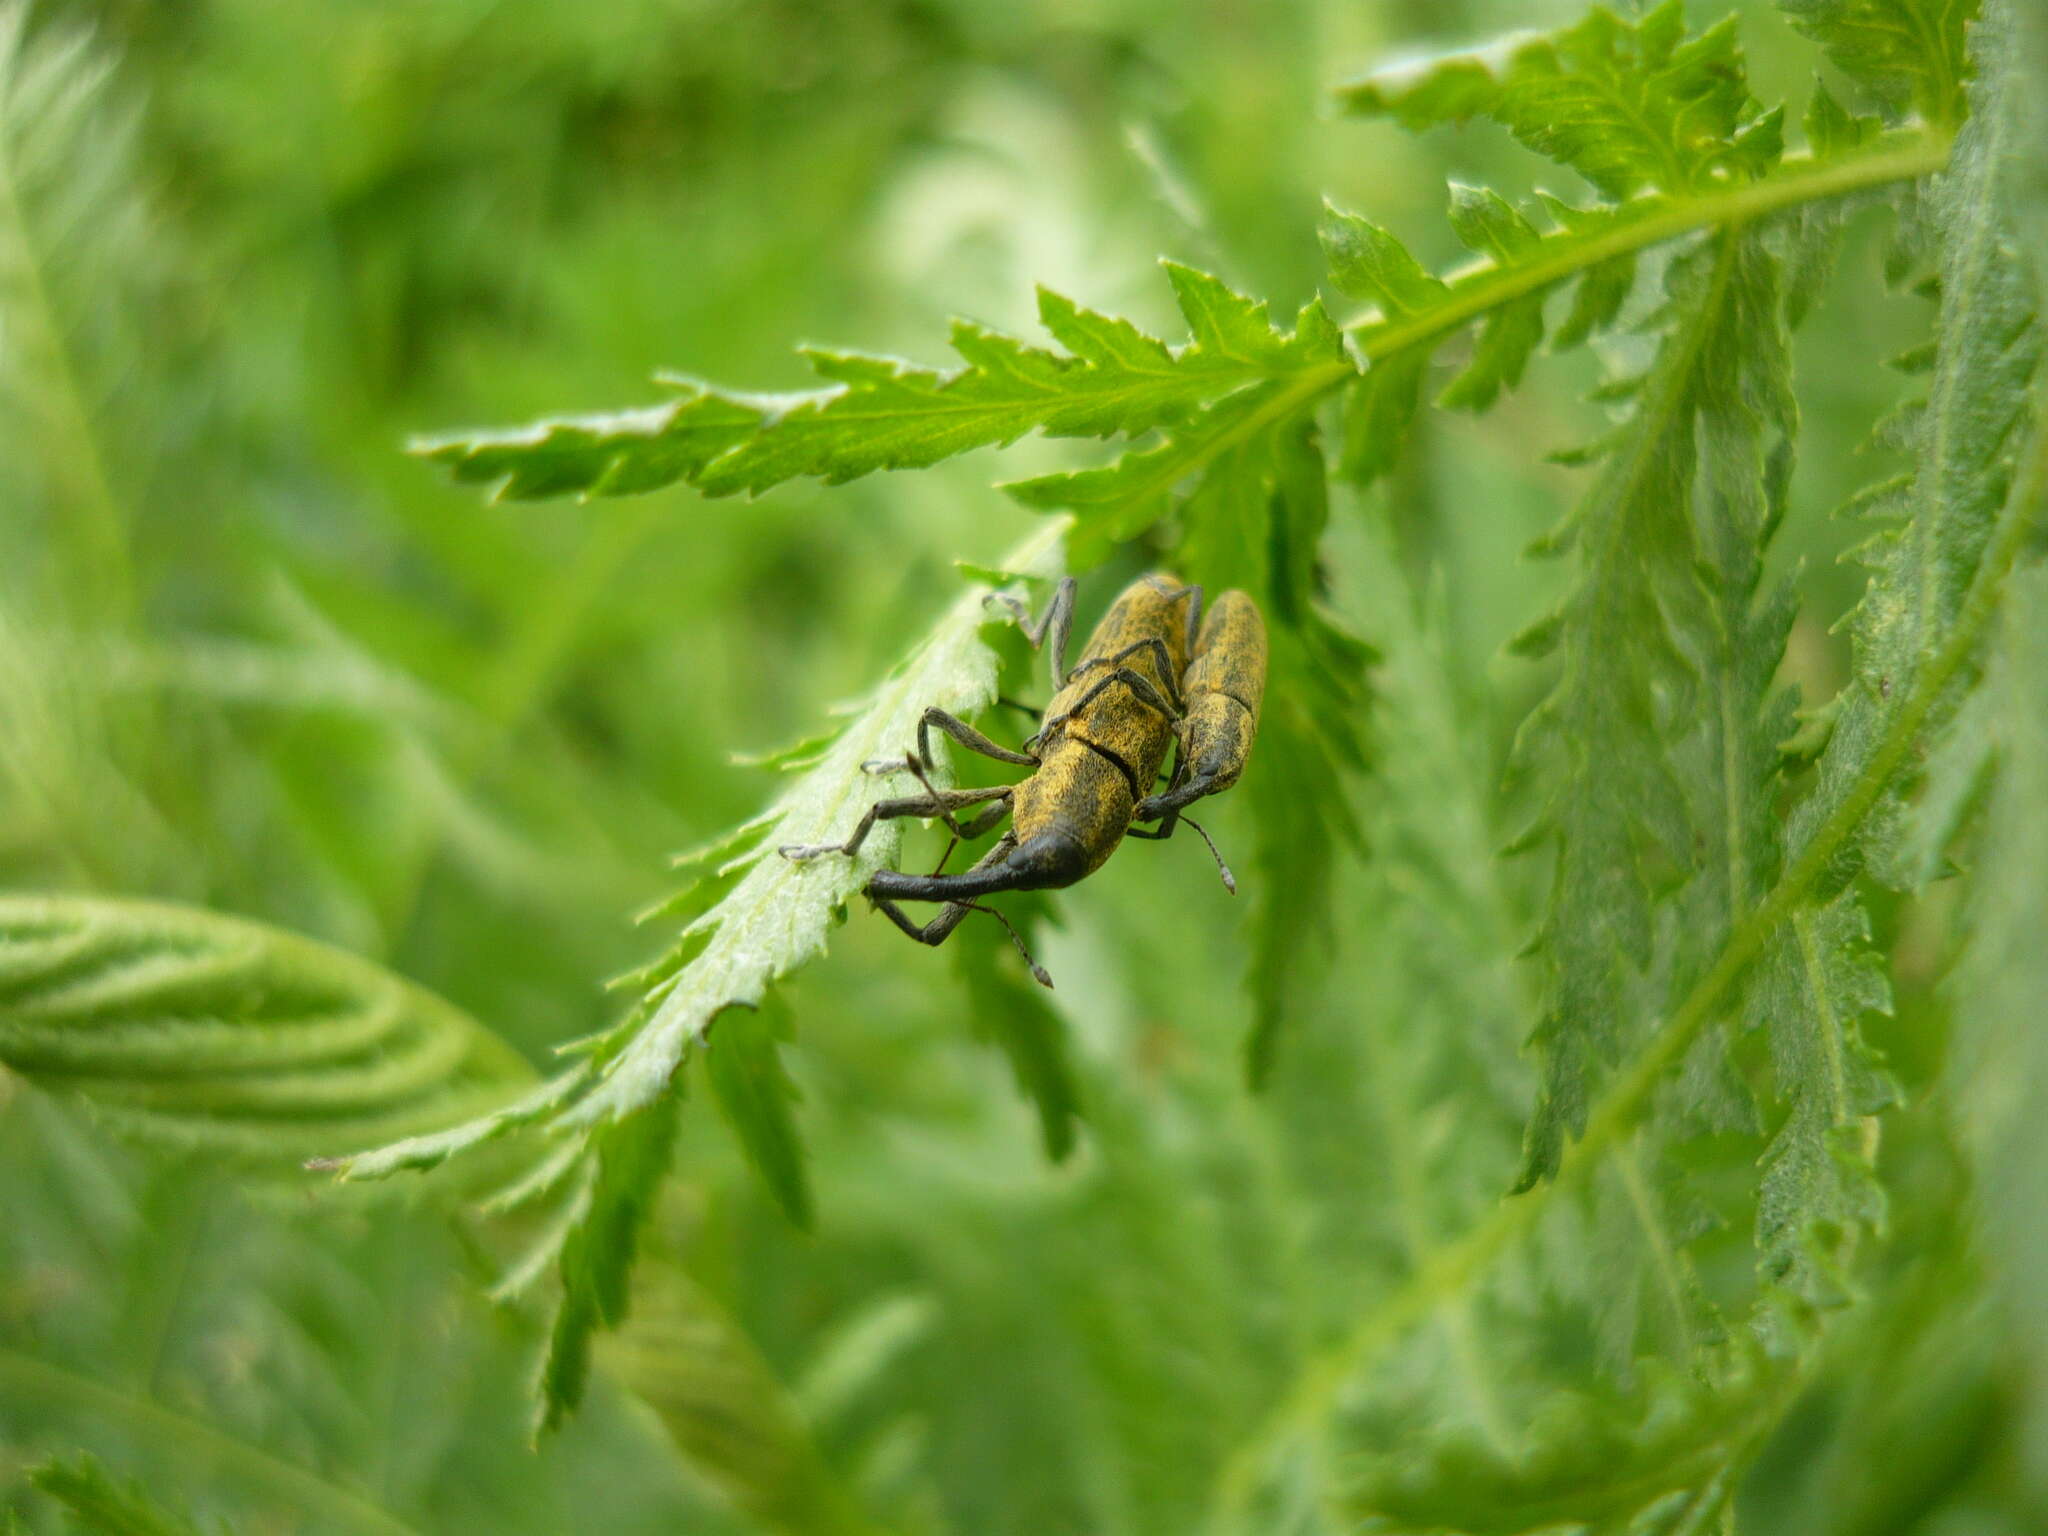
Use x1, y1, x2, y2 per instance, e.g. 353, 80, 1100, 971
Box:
1059, 637, 1188, 714
866, 835, 1053, 987
916, 707, 1037, 772
1134, 769, 1231, 820
927, 795, 1017, 877
872, 896, 1053, 989
1038, 666, 1182, 737
985, 575, 1077, 691
952, 800, 1015, 840
778, 784, 1012, 861
899, 752, 1018, 843
1127, 811, 1236, 893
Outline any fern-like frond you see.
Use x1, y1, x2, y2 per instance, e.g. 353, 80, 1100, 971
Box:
0, 896, 530, 1163
1225, 5, 2043, 1518
415, 14, 1945, 533
1339, 1, 1780, 198
1509, 222, 1806, 1190
1776, 0, 1974, 126
414, 273, 1346, 504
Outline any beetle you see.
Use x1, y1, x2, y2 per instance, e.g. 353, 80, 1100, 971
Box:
779, 571, 1265, 984
1135, 588, 1267, 829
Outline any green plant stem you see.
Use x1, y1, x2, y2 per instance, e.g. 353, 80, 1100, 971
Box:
0, 1346, 426, 1536
1153, 130, 1951, 513
1216, 223, 2045, 1530
1346, 129, 1952, 358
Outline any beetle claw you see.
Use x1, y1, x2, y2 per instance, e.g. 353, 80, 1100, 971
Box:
778, 842, 844, 862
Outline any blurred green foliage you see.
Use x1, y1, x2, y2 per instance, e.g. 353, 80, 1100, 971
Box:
2, 0, 2044, 1533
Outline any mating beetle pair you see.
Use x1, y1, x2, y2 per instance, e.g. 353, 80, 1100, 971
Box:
780, 572, 1267, 985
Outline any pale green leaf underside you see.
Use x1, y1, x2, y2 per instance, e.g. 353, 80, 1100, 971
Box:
327, 518, 1064, 1163
0, 895, 531, 1162
315, 520, 1069, 1426
323, 518, 1064, 1155
573, 519, 1066, 1127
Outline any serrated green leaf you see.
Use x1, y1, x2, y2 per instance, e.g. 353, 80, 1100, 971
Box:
1792, 1, 2042, 897
416, 266, 1343, 507
954, 890, 1080, 1161
1177, 418, 1370, 1087
1003, 382, 1295, 537
1728, 0, 2038, 1327
316, 1062, 590, 1181
1802, 76, 1870, 159
1777, 0, 1974, 125
1338, 2, 1777, 198
538, 1089, 682, 1431
324, 524, 1071, 1430
1316, 79, 1943, 487
1447, 184, 1543, 264
1436, 293, 1545, 412
1553, 252, 1638, 349
0, 896, 529, 1165
1747, 897, 1894, 1320
567, 522, 1065, 1128
1337, 349, 1428, 485
1513, 226, 1798, 1188
412, 391, 766, 502
1320, 203, 1450, 317
704, 999, 814, 1228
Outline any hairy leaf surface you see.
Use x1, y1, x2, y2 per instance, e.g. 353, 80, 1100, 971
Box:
324, 521, 1068, 1423
0, 896, 530, 1162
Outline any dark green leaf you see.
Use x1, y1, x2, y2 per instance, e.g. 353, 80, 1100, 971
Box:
705, 1000, 814, 1228
29, 1455, 216, 1536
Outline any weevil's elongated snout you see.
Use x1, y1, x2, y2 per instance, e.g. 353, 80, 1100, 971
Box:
864, 827, 1088, 905
1003, 827, 1090, 890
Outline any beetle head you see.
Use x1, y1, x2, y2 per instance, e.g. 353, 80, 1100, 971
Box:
1006, 828, 1090, 890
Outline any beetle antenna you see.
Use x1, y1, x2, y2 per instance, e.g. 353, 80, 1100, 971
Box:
1180, 816, 1237, 895
961, 902, 1054, 989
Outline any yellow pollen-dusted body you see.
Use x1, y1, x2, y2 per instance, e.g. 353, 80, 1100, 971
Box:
1012, 572, 1190, 878
1178, 589, 1266, 794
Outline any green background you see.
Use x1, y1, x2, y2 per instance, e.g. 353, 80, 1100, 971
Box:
0, 2, 2024, 1533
